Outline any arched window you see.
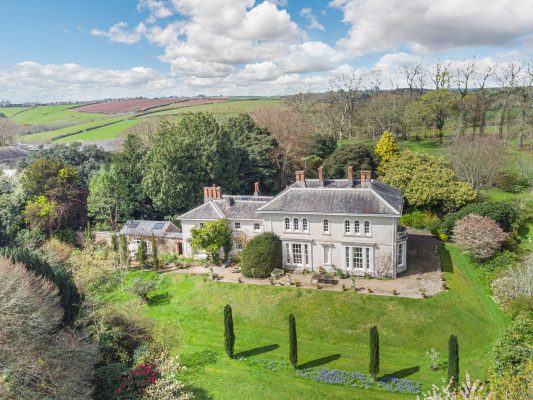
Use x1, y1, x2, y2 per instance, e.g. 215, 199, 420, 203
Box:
284, 217, 290, 231
344, 220, 351, 234
323, 219, 330, 234
364, 221, 370, 235
354, 220, 360, 234
293, 218, 299, 231
302, 218, 309, 232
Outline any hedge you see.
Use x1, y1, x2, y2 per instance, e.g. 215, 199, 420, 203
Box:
240, 232, 282, 278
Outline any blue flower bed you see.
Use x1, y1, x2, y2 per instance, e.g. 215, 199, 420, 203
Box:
296, 368, 420, 394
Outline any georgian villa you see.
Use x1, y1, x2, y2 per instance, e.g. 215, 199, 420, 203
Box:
179, 167, 407, 278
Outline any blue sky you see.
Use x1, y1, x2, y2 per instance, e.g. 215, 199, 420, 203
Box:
1, 0, 532, 102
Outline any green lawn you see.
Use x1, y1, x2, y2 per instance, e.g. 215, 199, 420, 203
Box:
10, 104, 108, 126
57, 118, 142, 142
143, 99, 281, 117
0, 106, 30, 117
104, 244, 508, 400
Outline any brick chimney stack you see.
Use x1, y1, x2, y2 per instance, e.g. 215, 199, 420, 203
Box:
318, 166, 325, 187
254, 181, 260, 196
347, 165, 354, 182
203, 184, 222, 202
360, 170, 372, 188
295, 170, 306, 185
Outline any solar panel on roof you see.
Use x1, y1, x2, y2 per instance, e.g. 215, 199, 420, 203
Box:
128, 221, 140, 228
153, 222, 165, 230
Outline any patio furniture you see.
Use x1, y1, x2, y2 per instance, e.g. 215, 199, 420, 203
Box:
311, 274, 338, 285
271, 268, 285, 279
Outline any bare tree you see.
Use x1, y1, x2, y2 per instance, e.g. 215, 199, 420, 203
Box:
454, 59, 477, 135
429, 61, 451, 90
450, 136, 507, 189
495, 61, 522, 139
0, 118, 18, 146
472, 64, 493, 135
375, 251, 394, 278
400, 62, 425, 97
515, 61, 533, 149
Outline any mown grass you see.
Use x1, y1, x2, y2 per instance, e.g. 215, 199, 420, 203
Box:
0, 106, 30, 117
10, 104, 108, 125
57, 118, 142, 142
104, 244, 508, 400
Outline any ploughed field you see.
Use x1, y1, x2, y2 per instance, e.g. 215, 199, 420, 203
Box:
103, 244, 508, 400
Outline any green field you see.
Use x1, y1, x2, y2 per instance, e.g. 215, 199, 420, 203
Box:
105, 244, 508, 400
10, 104, 108, 126
143, 99, 281, 117
56, 118, 142, 142
0, 106, 30, 117
20, 116, 126, 143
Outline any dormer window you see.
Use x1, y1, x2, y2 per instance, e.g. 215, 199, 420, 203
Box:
323, 219, 330, 234
302, 218, 308, 232
344, 220, 351, 234
364, 221, 371, 235
293, 218, 299, 231
284, 217, 290, 231
354, 220, 360, 234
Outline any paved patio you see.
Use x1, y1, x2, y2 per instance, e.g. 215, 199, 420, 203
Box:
165, 230, 445, 299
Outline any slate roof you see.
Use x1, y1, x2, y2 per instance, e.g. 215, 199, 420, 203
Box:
257, 180, 402, 215
179, 196, 274, 221
119, 220, 181, 238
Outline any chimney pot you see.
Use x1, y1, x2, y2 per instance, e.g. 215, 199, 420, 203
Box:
254, 181, 260, 196
347, 165, 354, 181
361, 170, 372, 188
295, 170, 305, 183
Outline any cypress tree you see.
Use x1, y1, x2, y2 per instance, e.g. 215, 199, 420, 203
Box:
137, 240, 147, 269
151, 234, 160, 271
289, 313, 298, 367
111, 233, 119, 252
224, 304, 235, 359
448, 334, 459, 386
119, 234, 128, 265
369, 325, 380, 380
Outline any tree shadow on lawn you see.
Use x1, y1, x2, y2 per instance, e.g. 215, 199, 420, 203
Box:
147, 291, 172, 305
235, 344, 279, 358
440, 245, 454, 274
297, 354, 341, 370
381, 366, 420, 379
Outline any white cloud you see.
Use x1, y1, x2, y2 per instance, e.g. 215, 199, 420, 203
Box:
91, 22, 145, 44
330, 0, 533, 55
300, 7, 325, 31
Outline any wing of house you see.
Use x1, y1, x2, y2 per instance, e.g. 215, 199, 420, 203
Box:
119, 220, 183, 255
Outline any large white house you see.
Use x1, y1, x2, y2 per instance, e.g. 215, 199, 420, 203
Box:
179, 167, 407, 278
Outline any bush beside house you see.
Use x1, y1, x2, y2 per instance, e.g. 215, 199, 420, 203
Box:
240, 232, 282, 278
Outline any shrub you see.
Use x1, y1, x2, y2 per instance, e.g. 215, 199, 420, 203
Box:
506, 295, 533, 318
240, 232, 282, 278
452, 214, 508, 261
115, 363, 160, 399
190, 219, 233, 263
39, 237, 75, 265
448, 335, 459, 387
375, 131, 400, 170
369, 326, 380, 380
400, 210, 441, 233
482, 250, 518, 273
289, 313, 298, 368
143, 352, 195, 400
93, 363, 130, 400
440, 201, 517, 236
492, 312, 533, 374
128, 278, 159, 303
491, 255, 533, 307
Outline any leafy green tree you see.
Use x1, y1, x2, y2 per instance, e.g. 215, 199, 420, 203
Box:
119, 234, 128, 266
408, 90, 457, 142
289, 313, 297, 368
240, 232, 282, 278
310, 132, 337, 161
492, 312, 532, 374
150, 234, 160, 271
381, 151, 476, 211
143, 115, 243, 215
374, 131, 399, 170
190, 219, 233, 263
137, 240, 148, 266
88, 164, 132, 230
223, 113, 279, 193
369, 326, 380, 380
323, 143, 377, 179
18, 142, 108, 185
224, 304, 235, 359
448, 334, 459, 386
0, 173, 26, 246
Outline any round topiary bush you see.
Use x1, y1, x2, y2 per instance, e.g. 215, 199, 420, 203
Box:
240, 232, 282, 278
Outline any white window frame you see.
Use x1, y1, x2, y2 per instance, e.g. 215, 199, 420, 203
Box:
302, 218, 309, 232
344, 220, 351, 234
285, 243, 291, 263
323, 219, 330, 234
323, 245, 331, 265
253, 222, 261, 232
284, 217, 290, 232
397, 243, 404, 267
234, 221, 241, 230
235, 243, 243, 251
304, 244, 309, 266
364, 220, 371, 236
344, 246, 372, 271
293, 218, 299, 232
292, 243, 302, 265
354, 220, 360, 235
